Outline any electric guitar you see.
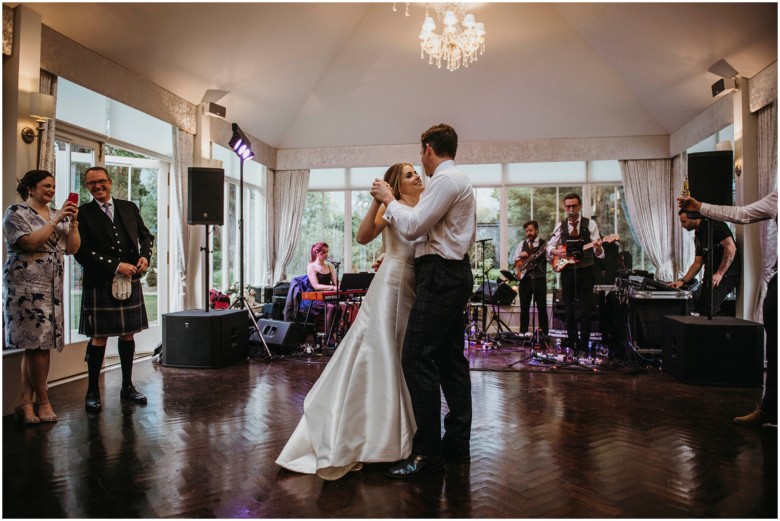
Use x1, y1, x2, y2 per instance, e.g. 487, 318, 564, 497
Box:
513, 240, 547, 279
550, 234, 620, 273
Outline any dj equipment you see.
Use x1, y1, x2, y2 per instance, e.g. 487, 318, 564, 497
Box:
628, 290, 691, 353
663, 316, 763, 386
302, 288, 368, 302
162, 309, 248, 368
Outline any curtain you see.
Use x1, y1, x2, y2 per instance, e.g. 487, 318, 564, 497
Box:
171, 128, 194, 311
620, 159, 676, 280
263, 169, 275, 286
752, 102, 778, 322
272, 169, 310, 283
38, 70, 57, 172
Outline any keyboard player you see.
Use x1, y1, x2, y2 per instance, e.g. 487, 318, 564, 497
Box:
306, 242, 340, 344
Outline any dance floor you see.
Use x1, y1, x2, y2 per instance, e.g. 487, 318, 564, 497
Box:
3, 342, 777, 518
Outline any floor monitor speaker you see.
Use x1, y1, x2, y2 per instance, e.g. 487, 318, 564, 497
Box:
257, 319, 306, 354
663, 316, 764, 386
162, 310, 248, 368
688, 151, 733, 207
187, 167, 225, 225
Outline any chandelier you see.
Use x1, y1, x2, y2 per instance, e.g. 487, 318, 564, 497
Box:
395, 2, 486, 72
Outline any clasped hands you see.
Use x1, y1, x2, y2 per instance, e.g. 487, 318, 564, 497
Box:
117, 257, 148, 278
370, 179, 394, 205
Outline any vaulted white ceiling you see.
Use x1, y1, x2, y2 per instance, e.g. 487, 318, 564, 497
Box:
23, 2, 778, 150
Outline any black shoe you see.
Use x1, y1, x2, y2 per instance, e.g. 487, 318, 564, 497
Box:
85, 390, 102, 413
120, 385, 147, 404
386, 454, 443, 479
442, 446, 471, 464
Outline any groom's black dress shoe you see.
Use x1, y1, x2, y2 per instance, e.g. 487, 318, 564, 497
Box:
386, 454, 443, 478
85, 390, 102, 413
120, 385, 147, 404
443, 447, 471, 464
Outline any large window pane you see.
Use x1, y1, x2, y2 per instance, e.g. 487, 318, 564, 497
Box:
351, 191, 382, 272
472, 187, 500, 283
291, 192, 345, 278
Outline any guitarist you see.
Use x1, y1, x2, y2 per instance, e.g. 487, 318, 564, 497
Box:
512, 220, 549, 338
546, 193, 604, 356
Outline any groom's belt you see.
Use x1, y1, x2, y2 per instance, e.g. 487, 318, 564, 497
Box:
302, 289, 367, 302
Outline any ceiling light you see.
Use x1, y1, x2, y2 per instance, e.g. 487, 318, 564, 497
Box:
396, 2, 486, 72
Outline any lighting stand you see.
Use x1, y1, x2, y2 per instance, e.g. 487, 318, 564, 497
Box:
235, 155, 273, 359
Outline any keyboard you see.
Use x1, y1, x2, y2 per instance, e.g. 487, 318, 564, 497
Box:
301, 289, 368, 301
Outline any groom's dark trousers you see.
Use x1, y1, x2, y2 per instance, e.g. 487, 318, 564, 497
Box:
402, 254, 474, 456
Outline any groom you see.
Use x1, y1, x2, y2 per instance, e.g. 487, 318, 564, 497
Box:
371, 123, 476, 478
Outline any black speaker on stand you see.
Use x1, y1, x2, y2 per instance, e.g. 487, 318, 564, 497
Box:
688, 151, 734, 207
187, 167, 225, 225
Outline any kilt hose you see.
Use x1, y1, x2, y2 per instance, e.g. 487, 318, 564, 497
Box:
79, 279, 148, 338
402, 254, 474, 456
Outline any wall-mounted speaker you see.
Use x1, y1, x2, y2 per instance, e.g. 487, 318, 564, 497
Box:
187, 167, 225, 225
688, 151, 733, 207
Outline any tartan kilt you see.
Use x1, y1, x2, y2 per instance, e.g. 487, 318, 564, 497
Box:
79, 279, 149, 338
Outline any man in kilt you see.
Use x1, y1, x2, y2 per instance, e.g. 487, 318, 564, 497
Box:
75, 167, 154, 413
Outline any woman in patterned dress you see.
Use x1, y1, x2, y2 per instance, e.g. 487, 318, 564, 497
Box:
3, 170, 80, 424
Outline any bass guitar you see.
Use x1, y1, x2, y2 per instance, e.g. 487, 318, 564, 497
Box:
550, 234, 619, 273
513, 241, 547, 279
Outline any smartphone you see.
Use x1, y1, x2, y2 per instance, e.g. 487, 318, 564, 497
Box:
67, 192, 79, 205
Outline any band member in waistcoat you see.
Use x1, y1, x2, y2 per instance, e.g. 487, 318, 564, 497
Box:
512, 220, 549, 337
75, 167, 155, 413
546, 193, 604, 356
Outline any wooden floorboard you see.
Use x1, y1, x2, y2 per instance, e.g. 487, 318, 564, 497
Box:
2, 345, 777, 518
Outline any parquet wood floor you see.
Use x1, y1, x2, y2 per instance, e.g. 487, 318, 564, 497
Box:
3, 346, 777, 518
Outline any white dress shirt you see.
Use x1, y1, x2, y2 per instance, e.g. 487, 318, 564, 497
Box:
700, 191, 777, 224
384, 160, 476, 260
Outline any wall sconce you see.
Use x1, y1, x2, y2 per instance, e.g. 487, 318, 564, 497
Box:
21, 92, 55, 167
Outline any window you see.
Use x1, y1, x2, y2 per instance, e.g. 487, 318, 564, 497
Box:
55, 78, 172, 355
289, 191, 345, 278
211, 144, 267, 291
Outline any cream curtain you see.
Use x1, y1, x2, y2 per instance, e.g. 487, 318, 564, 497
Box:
272, 169, 310, 283
38, 70, 57, 172
263, 169, 276, 286
752, 102, 778, 322
171, 128, 194, 311
620, 159, 676, 280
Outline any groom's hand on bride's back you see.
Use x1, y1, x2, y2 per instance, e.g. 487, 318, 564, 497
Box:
371, 253, 385, 272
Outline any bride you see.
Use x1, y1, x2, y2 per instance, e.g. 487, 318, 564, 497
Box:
276, 163, 424, 480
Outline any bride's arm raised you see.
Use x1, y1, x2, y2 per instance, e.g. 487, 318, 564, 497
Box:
356, 198, 389, 245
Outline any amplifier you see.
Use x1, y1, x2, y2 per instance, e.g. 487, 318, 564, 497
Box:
629, 293, 691, 351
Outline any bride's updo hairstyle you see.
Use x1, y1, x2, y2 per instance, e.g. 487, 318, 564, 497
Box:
383, 162, 414, 201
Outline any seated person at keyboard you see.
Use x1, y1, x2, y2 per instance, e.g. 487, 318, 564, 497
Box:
306, 242, 339, 342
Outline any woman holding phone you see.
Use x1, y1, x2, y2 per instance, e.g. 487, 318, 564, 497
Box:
2, 170, 80, 424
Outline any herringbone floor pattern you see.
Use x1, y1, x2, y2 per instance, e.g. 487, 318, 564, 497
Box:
3, 347, 777, 518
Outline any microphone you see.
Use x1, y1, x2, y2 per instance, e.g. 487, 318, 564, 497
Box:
331, 261, 341, 269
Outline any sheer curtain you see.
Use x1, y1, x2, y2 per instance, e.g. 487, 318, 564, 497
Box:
753, 102, 778, 322
263, 169, 275, 286
272, 169, 310, 282
620, 159, 676, 280
38, 70, 57, 172
171, 128, 194, 311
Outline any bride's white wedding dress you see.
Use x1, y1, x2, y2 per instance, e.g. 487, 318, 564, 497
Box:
276, 224, 417, 480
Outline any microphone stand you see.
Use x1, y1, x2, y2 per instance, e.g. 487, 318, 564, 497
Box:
325, 261, 341, 349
